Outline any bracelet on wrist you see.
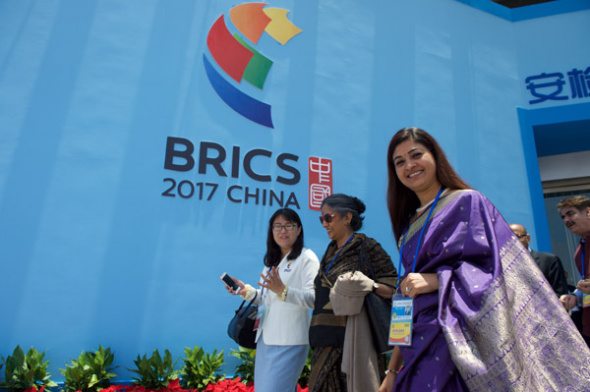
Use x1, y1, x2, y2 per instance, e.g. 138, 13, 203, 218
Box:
278, 285, 288, 301
385, 368, 399, 376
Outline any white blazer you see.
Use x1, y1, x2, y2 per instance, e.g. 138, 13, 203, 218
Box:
248, 248, 319, 346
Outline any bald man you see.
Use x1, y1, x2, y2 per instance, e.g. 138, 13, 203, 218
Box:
510, 223, 569, 297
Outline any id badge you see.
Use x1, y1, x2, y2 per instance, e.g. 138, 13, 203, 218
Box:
583, 294, 590, 309
389, 294, 413, 346
254, 303, 266, 331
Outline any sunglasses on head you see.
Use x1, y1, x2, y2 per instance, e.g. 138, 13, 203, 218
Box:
319, 213, 340, 224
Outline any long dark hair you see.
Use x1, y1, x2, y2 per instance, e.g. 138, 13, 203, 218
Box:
386, 127, 470, 241
264, 208, 304, 267
321, 193, 366, 232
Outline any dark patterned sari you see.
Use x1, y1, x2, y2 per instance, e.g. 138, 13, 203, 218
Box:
309, 233, 397, 392
394, 189, 590, 392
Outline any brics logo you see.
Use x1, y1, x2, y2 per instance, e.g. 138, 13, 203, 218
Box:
203, 3, 302, 129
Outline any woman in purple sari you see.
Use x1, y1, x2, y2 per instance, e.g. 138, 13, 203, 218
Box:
379, 127, 590, 392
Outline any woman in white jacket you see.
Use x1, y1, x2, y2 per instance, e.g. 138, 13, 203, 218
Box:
226, 208, 320, 392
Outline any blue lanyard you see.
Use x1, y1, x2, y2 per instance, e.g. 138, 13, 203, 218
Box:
260, 271, 269, 297
326, 234, 354, 275
582, 238, 586, 279
396, 188, 444, 290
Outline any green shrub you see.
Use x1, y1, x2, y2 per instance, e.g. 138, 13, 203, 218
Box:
60, 346, 117, 392
179, 346, 225, 390
0, 345, 57, 391
229, 348, 255, 385
129, 349, 178, 390
298, 348, 313, 387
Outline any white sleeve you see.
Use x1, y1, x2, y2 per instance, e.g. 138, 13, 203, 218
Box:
285, 249, 320, 308
240, 284, 263, 304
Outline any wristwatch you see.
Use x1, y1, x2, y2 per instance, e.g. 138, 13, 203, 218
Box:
372, 282, 379, 292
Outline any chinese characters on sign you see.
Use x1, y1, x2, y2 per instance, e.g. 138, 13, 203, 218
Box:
308, 157, 332, 211
525, 66, 590, 104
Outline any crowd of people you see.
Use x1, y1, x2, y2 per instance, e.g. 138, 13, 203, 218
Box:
224, 127, 590, 392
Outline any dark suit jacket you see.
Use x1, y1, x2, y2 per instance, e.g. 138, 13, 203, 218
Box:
530, 249, 569, 297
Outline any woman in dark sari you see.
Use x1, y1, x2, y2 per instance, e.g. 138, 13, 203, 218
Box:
309, 193, 397, 392
379, 127, 590, 392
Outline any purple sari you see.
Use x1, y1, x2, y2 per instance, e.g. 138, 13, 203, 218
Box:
394, 190, 590, 392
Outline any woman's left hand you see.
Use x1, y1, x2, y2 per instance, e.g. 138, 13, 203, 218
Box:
378, 371, 397, 392
258, 266, 286, 295
401, 273, 438, 298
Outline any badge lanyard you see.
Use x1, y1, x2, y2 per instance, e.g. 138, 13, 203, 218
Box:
325, 234, 355, 275
580, 239, 590, 309
254, 271, 270, 331
582, 239, 586, 280
389, 187, 444, 347
396, 187, 444, 291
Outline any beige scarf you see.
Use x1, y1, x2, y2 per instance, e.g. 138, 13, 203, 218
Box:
330, 271, 380, 392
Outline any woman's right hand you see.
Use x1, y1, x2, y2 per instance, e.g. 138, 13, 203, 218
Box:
226, 276, 245, 295
378, 372, 396, 392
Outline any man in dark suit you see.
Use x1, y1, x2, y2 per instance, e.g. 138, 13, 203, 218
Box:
510, 223, 569, 297
556, 195, 590, 345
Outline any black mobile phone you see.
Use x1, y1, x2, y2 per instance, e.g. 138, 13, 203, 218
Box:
220, 272, 240, 293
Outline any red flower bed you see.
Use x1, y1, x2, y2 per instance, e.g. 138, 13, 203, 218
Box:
202, 378, 253, 392
79, 379, 187, 392
63, 378, 309, 392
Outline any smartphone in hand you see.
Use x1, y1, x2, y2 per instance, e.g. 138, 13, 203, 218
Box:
221, 272, 240, 293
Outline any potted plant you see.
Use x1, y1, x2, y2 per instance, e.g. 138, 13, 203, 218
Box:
179, 347, 225, 391
0, 346, 57, 392
128, 349, 181, 391
60, 345, 117, 392
228, 348, 254, 386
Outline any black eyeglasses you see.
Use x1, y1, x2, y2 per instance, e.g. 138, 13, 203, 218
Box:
272, 223, 298, 232
319, 213, 339, 224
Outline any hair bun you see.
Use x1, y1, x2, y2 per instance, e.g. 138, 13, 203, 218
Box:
352, 197, 366, 215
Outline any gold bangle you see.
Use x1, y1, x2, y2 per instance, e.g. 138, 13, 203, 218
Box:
278, 285, 288, 301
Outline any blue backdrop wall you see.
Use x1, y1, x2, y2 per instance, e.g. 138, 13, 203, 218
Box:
1, 0, 588, 380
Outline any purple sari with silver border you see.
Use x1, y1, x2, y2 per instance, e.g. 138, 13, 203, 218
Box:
394, 189, 590, 392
